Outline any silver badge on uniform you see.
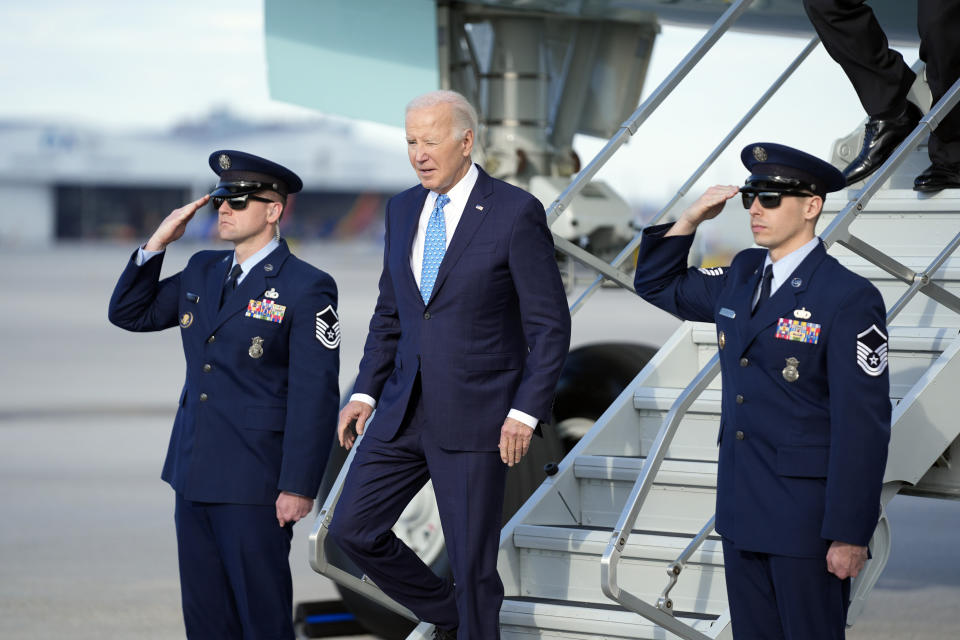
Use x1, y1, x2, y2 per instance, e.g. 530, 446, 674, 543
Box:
752, 145, 768, 162
792, 277, 802, 288
263, 263, 274, 272
264, 288, 279, 299
218, 153, 231, 170
782, 357, 799, 382
856, 324, 888, 376
249, 336, 264, 359
316, 305, 341, 349
793, 307, 812, 320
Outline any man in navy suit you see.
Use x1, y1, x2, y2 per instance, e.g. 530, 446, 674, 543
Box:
634, 143, 890, 639
327, 91, 571, 639
108, 151, 339, 639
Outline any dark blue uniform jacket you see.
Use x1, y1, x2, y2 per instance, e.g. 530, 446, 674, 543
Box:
108, 240, 339, 505
635, 223, 890, 558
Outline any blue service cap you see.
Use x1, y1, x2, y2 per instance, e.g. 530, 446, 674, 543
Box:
208, 150, 303, 199
740, 142, 845, 197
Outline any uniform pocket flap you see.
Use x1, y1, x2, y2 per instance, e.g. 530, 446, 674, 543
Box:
464, 353, 522, 371
245, 406, 286, 431
777, 445, 829, 478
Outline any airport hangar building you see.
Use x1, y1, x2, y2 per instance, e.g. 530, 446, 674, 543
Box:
0, 112, 413, 246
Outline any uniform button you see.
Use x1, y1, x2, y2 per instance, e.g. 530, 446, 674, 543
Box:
735, 430, 745, 440
423, 312, 431, 320
199, 393, 208, 402
207, 335, 216, 344
739, 357, 749, 367
202, 364, 212, 373
735, 394, 744, 404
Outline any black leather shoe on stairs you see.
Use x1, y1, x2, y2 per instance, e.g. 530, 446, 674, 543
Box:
913, 163, 960, 192
843, 102, 922, 185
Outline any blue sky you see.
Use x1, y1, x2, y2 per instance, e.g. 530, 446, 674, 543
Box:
0, 0, 919, 210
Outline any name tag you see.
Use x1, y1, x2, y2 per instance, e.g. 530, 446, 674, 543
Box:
719, 307, 736, 319
246, 299, 286, 323
775, 318, 820, 344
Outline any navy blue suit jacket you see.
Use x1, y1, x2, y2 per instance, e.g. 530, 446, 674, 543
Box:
635, 224, 890, 558
108, 240, 340, 505
355, 166, 571, 451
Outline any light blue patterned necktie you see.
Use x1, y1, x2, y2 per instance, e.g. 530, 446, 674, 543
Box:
420, 193, 450, 304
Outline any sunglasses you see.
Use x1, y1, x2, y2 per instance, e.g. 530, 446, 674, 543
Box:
211, 195, 275, 211
741, 190, 814, 209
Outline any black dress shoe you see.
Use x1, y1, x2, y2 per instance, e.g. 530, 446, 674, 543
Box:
914, 163, 960, 192
843, 102, 922, 185
433, 626, 458, 639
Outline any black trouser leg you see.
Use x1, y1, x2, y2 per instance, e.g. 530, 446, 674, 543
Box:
803, 0, 915, 118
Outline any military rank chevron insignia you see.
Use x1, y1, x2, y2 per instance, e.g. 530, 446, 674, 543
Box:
856, 324, 888, 376
316, 305, 340, 349
698, 266, 725, 276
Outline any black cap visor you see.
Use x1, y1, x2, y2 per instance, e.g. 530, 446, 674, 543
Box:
209, 180, 275, 199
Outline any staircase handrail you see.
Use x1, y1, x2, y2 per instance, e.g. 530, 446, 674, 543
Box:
307, 431, 420, 622
545, 0, 756, 229
597, 354, 718, 640
546, 0, 757, 294
600, 73, 960, 639
568, 36, 820, 315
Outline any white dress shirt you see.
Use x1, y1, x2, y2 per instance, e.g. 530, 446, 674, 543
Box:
753, 235, 821, 307
352, 164, 538, 429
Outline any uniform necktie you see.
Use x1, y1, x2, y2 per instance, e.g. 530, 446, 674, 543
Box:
752, 264, 774, 316
420, 194, 450, 305
220, 263, 243, 309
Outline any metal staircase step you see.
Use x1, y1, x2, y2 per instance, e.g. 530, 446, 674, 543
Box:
633, 387, 722, 413
574, 455, 717, 533
632, 387, 721, 461
512, 525, 726, 613
826, 187, 960, 213
500, 598, 718, 640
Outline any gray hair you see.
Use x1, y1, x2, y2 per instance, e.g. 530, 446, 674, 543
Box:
406, 90, 478, 141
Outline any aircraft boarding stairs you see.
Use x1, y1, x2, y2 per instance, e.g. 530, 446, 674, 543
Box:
490, 40, 960, 640
305, 2, 960, 638
493, 181, 960, 639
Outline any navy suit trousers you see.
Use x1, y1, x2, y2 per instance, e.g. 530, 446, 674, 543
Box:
330, 375, 508, 639
722, 538, 850, 640
174, 495, 294, 639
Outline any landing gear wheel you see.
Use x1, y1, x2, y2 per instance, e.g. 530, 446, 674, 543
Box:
553, 342, 656, 452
